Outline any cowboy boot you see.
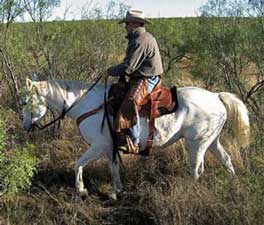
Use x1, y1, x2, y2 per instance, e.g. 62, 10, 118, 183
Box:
116, 131, 139, 154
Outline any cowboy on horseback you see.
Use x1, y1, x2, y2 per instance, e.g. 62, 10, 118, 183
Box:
103, 9, 163, 153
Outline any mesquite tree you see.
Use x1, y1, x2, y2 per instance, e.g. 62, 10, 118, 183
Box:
192, 0, 264, 119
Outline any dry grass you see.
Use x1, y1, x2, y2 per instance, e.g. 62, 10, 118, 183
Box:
1, 123, 263, 225
1, 141, 263, 225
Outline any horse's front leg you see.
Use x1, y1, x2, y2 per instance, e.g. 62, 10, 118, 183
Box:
106, 151, 123, 200
75, 144, 106, 196
75, 165, 87, 196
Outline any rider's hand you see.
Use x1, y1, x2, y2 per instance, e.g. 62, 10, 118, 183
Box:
101, 70, 109, 80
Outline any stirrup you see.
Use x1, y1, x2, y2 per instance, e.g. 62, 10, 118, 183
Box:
117, 135, 139, 154
118, 144, 150, 156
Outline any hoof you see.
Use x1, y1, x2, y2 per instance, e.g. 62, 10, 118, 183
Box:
78, 188, 88, 198
109, 192, 117, 201
100, 192, 118, 207
108, 190, 127, 201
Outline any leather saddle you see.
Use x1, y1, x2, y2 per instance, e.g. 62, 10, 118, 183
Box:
107, 80, 178, 155
108, 82, 178, 120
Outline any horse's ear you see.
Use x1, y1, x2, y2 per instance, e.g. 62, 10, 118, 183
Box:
32, 73, 39, 81
26, 77, 33, 90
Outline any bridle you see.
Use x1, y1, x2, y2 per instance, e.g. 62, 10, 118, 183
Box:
28, 74, 103, 131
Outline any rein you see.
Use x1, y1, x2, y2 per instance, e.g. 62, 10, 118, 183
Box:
74, 78, 125, 169
34, 74, 102, 130
103, 79, 125, 169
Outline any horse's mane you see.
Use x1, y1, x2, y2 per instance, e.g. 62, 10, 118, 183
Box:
42, 80, 105, 99
49, 80, 90, 91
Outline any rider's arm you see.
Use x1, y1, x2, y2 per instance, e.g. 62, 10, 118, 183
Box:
108, 63, 127, 77
108, 38, 147, 77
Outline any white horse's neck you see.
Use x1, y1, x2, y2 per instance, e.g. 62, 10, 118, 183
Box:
37, 80, 107, 120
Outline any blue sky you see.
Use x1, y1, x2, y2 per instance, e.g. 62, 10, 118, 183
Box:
52, 0, 208, 20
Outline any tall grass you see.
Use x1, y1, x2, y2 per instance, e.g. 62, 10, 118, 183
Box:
0, 122, 263, 225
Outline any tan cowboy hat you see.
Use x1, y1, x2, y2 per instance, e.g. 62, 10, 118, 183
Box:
118, 10, 152, 24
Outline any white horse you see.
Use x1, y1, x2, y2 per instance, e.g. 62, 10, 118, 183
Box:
22, 78, 250, 199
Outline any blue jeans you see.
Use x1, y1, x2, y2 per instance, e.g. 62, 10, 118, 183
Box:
130, 76, 160, 145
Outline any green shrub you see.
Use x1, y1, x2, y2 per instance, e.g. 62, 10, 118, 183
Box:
0, 117, 38, 196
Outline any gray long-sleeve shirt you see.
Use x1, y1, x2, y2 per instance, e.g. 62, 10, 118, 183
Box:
108, 27, 163, 78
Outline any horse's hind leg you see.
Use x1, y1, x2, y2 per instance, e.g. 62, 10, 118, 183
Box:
209, 137, 235, 175
186, 138, 211, 180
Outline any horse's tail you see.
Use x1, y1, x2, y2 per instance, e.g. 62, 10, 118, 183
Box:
218, 92, 250, 148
